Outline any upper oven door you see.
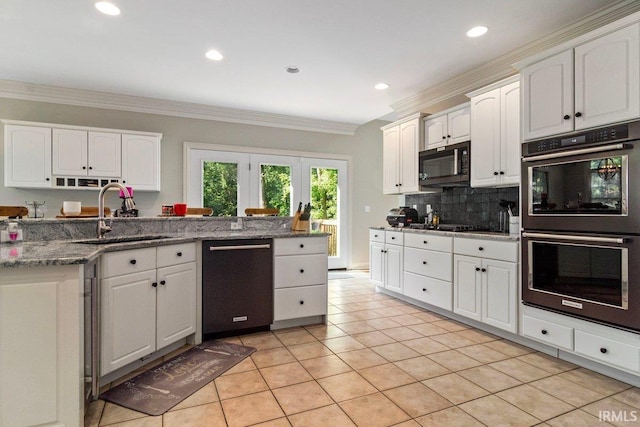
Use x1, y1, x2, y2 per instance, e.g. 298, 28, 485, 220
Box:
521, 140, 640, 233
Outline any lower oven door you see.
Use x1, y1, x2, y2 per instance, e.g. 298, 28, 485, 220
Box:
522, 231, 640, 331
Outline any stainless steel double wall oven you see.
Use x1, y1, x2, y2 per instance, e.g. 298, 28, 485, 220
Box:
521, 121, 640, 331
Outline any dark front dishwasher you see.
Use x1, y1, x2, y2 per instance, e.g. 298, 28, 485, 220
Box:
202, 239, 273, 338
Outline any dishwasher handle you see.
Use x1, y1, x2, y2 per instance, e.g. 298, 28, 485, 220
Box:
209, 244, 271, 251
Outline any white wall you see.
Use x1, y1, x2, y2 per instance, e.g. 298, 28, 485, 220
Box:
0, 97, 398, 268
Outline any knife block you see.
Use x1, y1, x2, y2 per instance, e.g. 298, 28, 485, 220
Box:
292, 212, 310, 232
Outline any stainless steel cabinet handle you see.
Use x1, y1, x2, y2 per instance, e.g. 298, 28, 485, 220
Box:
209, 244, 271, 251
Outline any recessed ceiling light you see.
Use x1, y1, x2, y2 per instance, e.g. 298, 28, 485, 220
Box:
466, 26, 488, 38
375, 82, 390, 90
95, 1, 120, 16
205, 50, 224, 61
286, 66, 300, 74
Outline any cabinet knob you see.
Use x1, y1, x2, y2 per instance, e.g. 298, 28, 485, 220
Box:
499, 171, 505, 175
89, 166, 93, 170
575, 112, 582, 118
442, 136, 446, 139
478, 247, 484, 251
160, 280, 166, 285
300, 244, 304, 248
152, 282, 158, 287
423, 240, 427, 244
600, 347, 608, 354
123, 180, 126, 183
475, 267, 481, 271
391, 236, 395, 240
299, 300, 304, 305
422, 288, 427, 292
395, 183, 399, 187
46, 177, 50, 181
82, 166, 87, 170
493, 171, 499, 176
563, 114, 570, 120
177, 252, 183, 257
541, 329, 548, 335
447, 135, 451, 138
422, 261, 427, 265
374, 234, 378, 238
130, 259, 137, 265
481, 268, 487, 272
300, 269, 305, 273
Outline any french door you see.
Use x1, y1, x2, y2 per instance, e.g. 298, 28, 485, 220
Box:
187, 149, 348, 269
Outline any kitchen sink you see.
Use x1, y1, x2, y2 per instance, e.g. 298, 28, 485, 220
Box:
74, 235, 170, 245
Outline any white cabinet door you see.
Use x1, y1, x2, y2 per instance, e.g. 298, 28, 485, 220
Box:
52, 128, 88, 175
470, 88, 501, 187
500, 81, 521, 186
156, 262, 197, 349
453, 255, 481, 322
448, 105, 471, 144
384, 244, 403, 293
482, 259, 518, 333
0, 265, 81, 427
575, 23, 640, 131
4, 125, 52, 188
101, 269, 157, 376
399, 119, 420, 193
382, 126, 400, 194
521, 50, 574, 140
424, 115, 447, 149
122, 134, 161, 191
88, 131, 121, 177
370, 241, 384, 286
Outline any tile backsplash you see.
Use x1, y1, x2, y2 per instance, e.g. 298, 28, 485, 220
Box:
405, 186, 519, 231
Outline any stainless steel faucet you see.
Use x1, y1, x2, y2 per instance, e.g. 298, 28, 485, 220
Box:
97, 183, 135, 239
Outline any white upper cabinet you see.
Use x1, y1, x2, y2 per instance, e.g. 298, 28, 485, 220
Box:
468, 78, 520, 188
521, 22, 640, 140
53, 129, 121, 177
4, 124, 52, 188
381, 113, 422, 194
122, 134, 161, 191
423, 104, 470, 150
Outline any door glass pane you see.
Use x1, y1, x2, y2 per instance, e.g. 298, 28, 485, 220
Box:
260, 164, 291, 216
311, 167, 339, 256
203, 161, 238, 216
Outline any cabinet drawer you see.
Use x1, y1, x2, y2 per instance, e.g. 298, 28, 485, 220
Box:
101, 247, 156, 278
157, 242, 196, 268
274, 254, 328, 288
274, 237, 327, 256
574, 330, 640, 372
404, 232, 452, 252
385, 230, 404, 245
369, 229, 385, 243
454, 237, 518, 262
404, 247, 452, 281
403, 271, 452, 310
522, 315, 574, 350
274, 285, 327, 321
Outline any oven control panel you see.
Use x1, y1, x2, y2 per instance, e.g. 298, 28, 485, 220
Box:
523, 123, 632, 156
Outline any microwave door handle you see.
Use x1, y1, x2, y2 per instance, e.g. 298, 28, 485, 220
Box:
522, 232, 629, 244
453, 148, 458, 175
522, 143, 630, 162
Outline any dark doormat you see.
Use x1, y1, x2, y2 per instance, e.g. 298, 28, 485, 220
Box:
100, 340, 256, 416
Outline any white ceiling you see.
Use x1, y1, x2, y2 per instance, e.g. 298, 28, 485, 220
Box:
0, 0, 623, 126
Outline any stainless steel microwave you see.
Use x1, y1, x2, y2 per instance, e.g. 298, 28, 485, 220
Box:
418, 141, 470, 188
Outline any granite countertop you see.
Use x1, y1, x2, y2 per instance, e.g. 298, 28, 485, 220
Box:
370, 226, 520, 242
0, 230, 327, 269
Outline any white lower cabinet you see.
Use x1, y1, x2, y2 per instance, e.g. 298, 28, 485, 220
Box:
522, 314, 574, 351
453, 238, 518, 333
369, 229, 404, 293
574, 330, 640, 372
0, 265, 82, 427
273, 237, 328, 322
101, 243, 196, 376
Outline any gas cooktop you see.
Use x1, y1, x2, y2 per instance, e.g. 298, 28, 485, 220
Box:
409, 223, 486, 232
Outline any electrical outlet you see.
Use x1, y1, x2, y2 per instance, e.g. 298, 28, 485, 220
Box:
230, 222, 241, 230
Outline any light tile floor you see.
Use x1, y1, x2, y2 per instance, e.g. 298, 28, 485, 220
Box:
86, 271, 640, 426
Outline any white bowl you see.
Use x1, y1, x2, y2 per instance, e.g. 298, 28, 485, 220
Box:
63, 201, 82, 216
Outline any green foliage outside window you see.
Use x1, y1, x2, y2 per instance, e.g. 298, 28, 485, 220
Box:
202, 161, 237, 216
261, 164, 291, 216
311, 167, 338, 220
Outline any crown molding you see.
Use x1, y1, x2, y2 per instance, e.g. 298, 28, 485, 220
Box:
390, 0, 640, 119
0, 79, 360, 136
